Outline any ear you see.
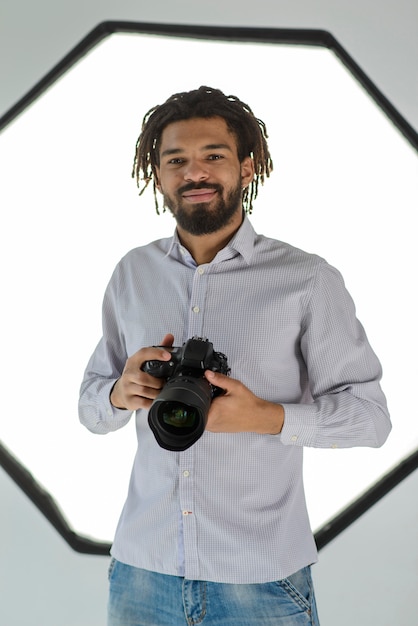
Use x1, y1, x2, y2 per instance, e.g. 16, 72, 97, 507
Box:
154, 166, 162, 193
240, 156, 255, 188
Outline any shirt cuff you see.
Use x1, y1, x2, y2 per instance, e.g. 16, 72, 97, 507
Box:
280, 403, 318, 446
80, 379, 133, 434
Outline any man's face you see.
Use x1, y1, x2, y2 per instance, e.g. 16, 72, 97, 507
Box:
155, 117, 254, 236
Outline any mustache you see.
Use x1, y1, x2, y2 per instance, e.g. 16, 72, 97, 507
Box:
177, 182, 223, 195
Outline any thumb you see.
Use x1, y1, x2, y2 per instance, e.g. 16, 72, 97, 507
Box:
205, 369, 230, 390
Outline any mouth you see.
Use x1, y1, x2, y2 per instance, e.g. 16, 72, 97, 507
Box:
181, 188, 218, 203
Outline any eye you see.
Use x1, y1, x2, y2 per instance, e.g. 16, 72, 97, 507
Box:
207, 154, 224, 161
168, 157, 185, 165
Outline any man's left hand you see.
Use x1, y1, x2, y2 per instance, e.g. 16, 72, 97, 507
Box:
204, 370, 284, 435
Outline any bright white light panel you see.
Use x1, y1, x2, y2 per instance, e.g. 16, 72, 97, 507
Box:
0, 33, 417, 542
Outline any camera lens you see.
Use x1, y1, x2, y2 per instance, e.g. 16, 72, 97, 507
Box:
161, 402, 198, 432
148, 375, 212, 451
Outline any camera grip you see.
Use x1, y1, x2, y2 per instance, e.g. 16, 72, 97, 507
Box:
142, 360, 170, 377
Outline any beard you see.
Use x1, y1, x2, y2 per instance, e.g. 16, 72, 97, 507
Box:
162, 180, 243, 236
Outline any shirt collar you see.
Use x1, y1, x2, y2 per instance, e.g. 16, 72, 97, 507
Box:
166, 215, 256, 266
226, 214, 256, 265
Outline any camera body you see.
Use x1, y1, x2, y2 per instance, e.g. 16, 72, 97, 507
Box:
142, 337, 230, 451
143, 336, 229, 382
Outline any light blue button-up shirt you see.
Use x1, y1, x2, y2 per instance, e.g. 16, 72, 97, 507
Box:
79, 216, 391, 583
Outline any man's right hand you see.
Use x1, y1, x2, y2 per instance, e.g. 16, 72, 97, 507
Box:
110, 333, 174, 411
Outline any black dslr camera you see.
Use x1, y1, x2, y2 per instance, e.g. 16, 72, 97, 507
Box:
142, 337, 230, 451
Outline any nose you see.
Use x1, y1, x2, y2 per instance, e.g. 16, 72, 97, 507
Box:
183, 159, 208, 182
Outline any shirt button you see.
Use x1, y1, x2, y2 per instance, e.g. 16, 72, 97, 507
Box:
192, 306, 200, 313
197, 267, 204, 275
183, 470, 190, 477
331, 443, 338, 449
291, 435, 298, 442
182, 510, 192, 516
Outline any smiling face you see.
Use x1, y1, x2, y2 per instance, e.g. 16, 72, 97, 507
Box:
155, 117, 254, 236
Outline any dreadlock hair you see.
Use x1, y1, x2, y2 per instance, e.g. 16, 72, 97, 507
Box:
132, 86, 273, 215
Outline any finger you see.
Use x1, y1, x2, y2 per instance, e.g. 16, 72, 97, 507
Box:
127, 380, 164, 400
127, 344, 173, 372
160, 333, 175, 348
122, 393, 154, 412
140, 335, 175, 362
125, 373, 166, 392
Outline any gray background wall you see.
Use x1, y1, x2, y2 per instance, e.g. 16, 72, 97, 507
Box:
1, 1, 417, 624
2, 463, 417, 625
1, 0, 417, 131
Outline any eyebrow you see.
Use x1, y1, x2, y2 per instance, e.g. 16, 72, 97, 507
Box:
160, 143, 233, 158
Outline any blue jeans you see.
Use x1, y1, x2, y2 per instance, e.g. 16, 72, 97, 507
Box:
107, 559, 320, 625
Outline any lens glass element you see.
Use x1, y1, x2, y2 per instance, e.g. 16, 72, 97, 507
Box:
161, 402, 198, 430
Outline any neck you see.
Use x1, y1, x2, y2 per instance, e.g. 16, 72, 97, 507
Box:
177, 213, 244, 265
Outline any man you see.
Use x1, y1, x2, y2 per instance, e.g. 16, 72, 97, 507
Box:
79, 86, 391, 625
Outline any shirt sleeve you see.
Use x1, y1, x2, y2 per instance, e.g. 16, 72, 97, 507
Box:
281, 261, 391, 449
78, 263, 133, 434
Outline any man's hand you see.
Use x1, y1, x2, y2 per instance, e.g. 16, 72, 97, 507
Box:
110, 334, 174, 411
204, 370, 284, 435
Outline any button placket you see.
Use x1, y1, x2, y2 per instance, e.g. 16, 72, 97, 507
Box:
178, 445, 200, 578
188, 265, 208, 338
